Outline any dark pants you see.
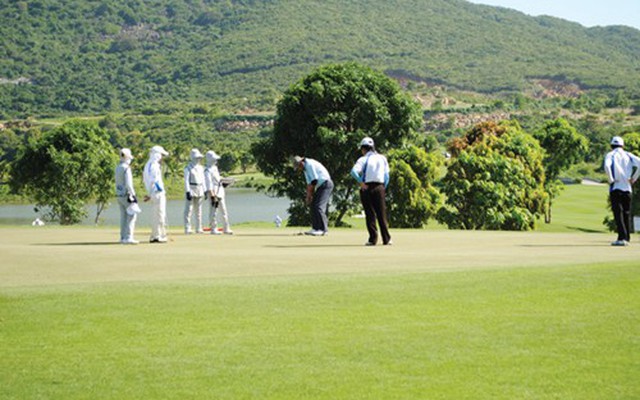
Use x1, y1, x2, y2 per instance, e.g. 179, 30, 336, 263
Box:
360, 183, 391, 245
611, 189, 632, 241
311, 180, 333, 232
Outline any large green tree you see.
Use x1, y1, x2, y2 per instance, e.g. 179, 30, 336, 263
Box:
534, 118, 589, 223
253, 62, 422, 226
10, 120, 117, 224
387, 145, 443, 228
437, 121, 546, 231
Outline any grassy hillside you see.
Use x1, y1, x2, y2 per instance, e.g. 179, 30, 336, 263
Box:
1, 0, 639, 117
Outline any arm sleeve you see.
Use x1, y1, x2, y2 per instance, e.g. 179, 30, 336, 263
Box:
630, 153, 640, 182
351, 158, 364, 183
383, 157, 390, 188
604, 154, 614, 184
125, 168, 135, 196
184, 166, 191, 193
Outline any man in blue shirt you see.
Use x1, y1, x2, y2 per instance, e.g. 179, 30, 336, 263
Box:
293, 156, 334, 236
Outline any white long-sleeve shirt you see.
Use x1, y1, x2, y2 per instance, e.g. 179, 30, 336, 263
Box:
115, 160, 135, 198
143, 153, 165, 195
604, 147, 640, 192
351, 150, 389, 187
204, 164, 225, 199
184, 162, 205, 197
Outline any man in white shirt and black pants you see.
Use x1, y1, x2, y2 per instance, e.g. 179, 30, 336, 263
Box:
604, 136, 640, 246
351, 137, 392, 246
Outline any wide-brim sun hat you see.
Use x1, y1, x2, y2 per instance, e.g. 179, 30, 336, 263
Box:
190, 148, 204, 159
151, 145, 169, 156
120, 148, 133, 160
206, 150, 221, 160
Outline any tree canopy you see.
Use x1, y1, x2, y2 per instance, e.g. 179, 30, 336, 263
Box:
534, 118, 589, 222
253, 62, 422, 226
10, 120, 117, 224
437, 121, 546, 230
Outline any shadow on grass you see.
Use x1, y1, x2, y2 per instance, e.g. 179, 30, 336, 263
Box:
265, 244, 366, 248
236, 233, 304, 237
566, 226, 606, 233
33, 242, 123, 246
520, 244, 610, 248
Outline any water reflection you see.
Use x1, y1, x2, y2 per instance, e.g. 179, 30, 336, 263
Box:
0, 188, 290, 226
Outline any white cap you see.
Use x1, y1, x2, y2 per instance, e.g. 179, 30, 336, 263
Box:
206, 150, 221, 160
360, 137, 374, 148
151, 145, 169, 156
292, 155, 304, 167
120, 148, 133, 161
190, 148, 204, 159
611, 136, 624, 147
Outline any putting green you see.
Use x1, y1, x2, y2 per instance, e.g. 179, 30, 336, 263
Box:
1, 226, 637, 288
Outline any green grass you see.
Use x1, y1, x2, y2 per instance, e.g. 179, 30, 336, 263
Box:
537, 183, 609, 233
2, 262, 638, 399
1, 183, 638, 399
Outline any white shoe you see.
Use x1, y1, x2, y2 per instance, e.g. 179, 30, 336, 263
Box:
308, 230, 326, 236
223, 230, 234, 235
196, 230, 205, 234
211, 229, 222, 235
365, 241, 376, 246
611, 240, 628, 246
121, 238, 139, 245
185, 230, 193, 235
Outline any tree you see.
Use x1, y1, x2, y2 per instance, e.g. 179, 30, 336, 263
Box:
218, 151, 239, 174
437, 121, 546, 231
10, 120, 117, 224
534, 118, 588, 223
253, 62, 422, 226
387, 145, 443, 228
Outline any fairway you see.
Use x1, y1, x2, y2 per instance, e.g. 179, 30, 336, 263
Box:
1, 226, 639, 399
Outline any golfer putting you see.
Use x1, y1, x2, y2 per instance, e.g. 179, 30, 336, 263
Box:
292, 155, 334, 236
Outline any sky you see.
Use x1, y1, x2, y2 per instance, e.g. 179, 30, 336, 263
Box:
466, 0, 640, 30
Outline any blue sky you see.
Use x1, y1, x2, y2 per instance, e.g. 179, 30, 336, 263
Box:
466, 0, 640, 30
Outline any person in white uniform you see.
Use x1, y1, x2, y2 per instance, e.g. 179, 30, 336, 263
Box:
184, 148, 206, 234
143, 145, 169, 243
204, 150, 233, 235
604, 136, 640, 246
115, 148, 139, 244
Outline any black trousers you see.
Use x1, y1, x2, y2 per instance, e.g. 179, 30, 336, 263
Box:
360, 183, 391, 245
611, 189, 632, 241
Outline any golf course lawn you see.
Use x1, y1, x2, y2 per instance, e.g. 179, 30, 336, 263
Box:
1, 184, 638, 399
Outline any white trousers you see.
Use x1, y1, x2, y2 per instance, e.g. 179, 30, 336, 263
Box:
209, 197, 231, 231
150, 192, 167, 240
184, 196, 204, 233
117, 197, 137, 241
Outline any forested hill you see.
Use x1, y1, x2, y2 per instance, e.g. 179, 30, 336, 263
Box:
1, 0, 639, 117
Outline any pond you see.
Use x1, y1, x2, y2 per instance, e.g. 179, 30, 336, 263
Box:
0, 188, 290, 226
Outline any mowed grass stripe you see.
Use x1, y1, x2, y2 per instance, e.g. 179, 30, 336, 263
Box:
1, 225, 639, 288
1, 263, 638, 399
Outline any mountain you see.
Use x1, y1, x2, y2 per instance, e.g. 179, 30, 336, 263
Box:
1, 0, 639, 117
